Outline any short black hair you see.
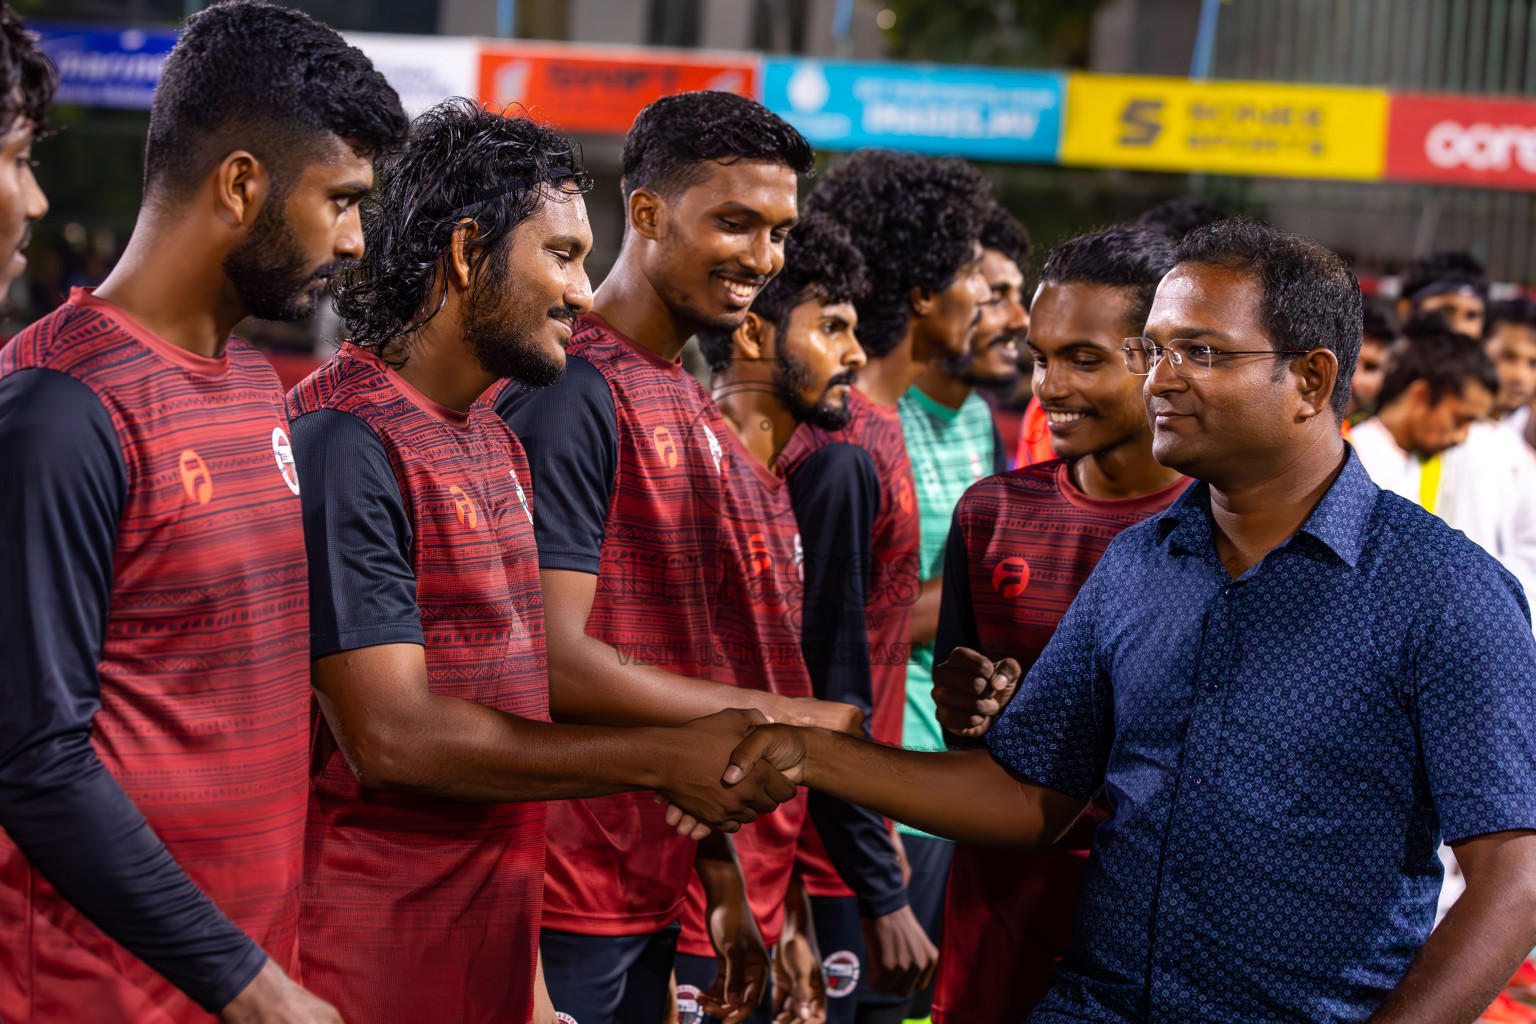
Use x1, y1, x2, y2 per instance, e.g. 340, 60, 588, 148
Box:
1400, 250, 1488, 304
334, 98, 591, 359
144, 0, 407, 202
697, 210, 868, 372
1138, 198, 1227, 242
0, 5, 54, 135
979, 201, 1031, 264
1040, 224, 1175, 336
621, 90, 813, 201
1377, 316, 1498, 410
1486, 295, 1536, 337
1173, 219, 1363, 416
1361, 299, 1399, 344
806, 149, 990, 358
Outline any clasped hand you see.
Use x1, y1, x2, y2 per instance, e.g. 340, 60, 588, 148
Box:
654, 709, 801, 840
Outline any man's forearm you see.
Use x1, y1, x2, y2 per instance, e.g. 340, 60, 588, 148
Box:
799, 731, 1085, 848
908, 577, 942, 647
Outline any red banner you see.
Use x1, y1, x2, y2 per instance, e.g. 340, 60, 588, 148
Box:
478, 44, 757, 136
1386, 93, 1536, 188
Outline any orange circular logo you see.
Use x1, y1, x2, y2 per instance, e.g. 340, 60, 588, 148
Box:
896, 478, 914, 514
652, 426, 678, 468
448, 484, 478, 529
178, 449, 213, 505
991, 556, 1030, 598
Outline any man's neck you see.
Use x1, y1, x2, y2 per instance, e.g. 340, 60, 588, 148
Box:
93, 214, 248, 359
592, 251, 691, 363
1374, 403, 1416, 455
391, 319, 493, 413
860, 331, 926, 407
1071, 428, 1185, 501
913, 360, 971, 411
1206, 430, 1349, 580
713, 371, 794, 469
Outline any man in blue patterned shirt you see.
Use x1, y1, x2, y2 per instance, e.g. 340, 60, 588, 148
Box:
716, 220, 1536, 1024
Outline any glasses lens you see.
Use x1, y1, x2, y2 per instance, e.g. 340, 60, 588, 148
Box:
1123, 339, 1151, 375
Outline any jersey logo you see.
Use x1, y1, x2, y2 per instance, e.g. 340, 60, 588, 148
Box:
178, 449, 213, 505
895, 477, 915, 514
969, 451, 985, 481
271, 426, 300, 495
652, 425, 678, 468
793, 531, 805, 583
748, 532, 772, 576
555, 1015, 578, 1024
992, 555, 1031, 598
508, 468, 533, 525
702, 424, 724, 474
448, 484, 478, 529
675, 984, 703, 1024
823, 950, 861, 998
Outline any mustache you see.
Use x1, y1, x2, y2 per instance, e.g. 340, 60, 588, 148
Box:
989, 328, 1024, 349
712, 265, 770, 289
547, 302, 579, 327
825, 368, 859, 391
309, 259, 353, 284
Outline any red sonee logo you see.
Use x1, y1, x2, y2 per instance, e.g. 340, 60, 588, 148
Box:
178, 449, 213, 505
748, 532, 772, 576
823, 950, 860, 998
991, 555, 1030, 598
652, 425, 678, 468
448, 485, 478, 529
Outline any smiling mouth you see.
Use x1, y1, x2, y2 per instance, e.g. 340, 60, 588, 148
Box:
1046, 410, 1090, 426
716, 275, 759, 301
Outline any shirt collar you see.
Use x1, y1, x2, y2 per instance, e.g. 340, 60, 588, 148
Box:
1156, 445, 1377, 568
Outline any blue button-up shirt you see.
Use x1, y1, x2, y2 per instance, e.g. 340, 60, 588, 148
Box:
988, 448, 1536, 1023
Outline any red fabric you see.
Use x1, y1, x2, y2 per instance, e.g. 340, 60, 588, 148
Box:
777, 388, 919, 895
286, 347, 550, 1024
678, 428, 812, 956
931, 460, 1187, 1024
542, 314, 730, 934
0, 289, 310, 1022
1014, 396, 1055, 468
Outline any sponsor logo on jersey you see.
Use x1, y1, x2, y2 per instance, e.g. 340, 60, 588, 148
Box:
991, 555, 1031, 598
895, 476, 915, 514
653, 425, 678, 468
178, 449, 213, 505
448, 484, 478, 528
748, 532, 772, 575
702, 424, 724, 474
676, 984, 703, 1024
793, 532, 805, 583
969, 451, 985, 481
555, 1014, 578, 1024
509, 468, 533, 525
823, 950, 861, 998
271, 426, 300, 495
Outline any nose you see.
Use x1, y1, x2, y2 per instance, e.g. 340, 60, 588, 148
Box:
22, 164, 46, 222
1146, 350, 1188, 396
336, 204, 364, 261
1034, 357, 1071, 403
566, 267, 594, 316
1006, 295, 1029, 334
845, 335, 868, 371
740, 230, 775, 278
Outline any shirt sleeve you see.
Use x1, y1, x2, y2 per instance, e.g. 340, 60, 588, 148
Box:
934, 509, 986, 752
788, 442, 908, 919
986, 560, 1114, 801
1412, 548, 1536, 842
991, 421, 1010, 476
0, 368, 266, 1012
494, 355, 619, 574
289, 408, 421, 658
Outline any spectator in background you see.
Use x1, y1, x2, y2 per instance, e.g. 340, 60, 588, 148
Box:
1137, 197, 1226, 241
1346, 300, 1397, 422
1396, 250, 1488, 340
1485, 297, 1536, 425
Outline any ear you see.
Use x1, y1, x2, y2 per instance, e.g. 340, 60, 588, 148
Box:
910, 285, 937, 317
734, 312, 770, 362
214, 150, 268, 229
1404, 377, 1432, 409
1396, 296, 1413, 325
628, 187, 664, 242
1295, 347, 1339, 421
446, 219, 478, 291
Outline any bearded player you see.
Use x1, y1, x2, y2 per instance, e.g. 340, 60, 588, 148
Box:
0, 4, 406, 1020
498, 91, 859, 1024
926, 225, 1188, 1024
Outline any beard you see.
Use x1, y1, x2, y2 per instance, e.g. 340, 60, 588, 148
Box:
774, 349, 857, 431
944, 331, 1023, 390
461, 261, 570, 389
223, 195, 340, 323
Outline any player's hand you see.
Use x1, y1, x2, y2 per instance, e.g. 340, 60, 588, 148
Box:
219, 959, 343, 1024
931, 647, 1021, 738
771, 926, 826, 1024
783, 696, 864, 736
665, 723, 810, 838
655, 710, 798, 839
698, 887, 771, 1024
860, 905, 937, 997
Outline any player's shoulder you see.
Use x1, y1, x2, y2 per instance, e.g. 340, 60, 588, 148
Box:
2, 298, 135, 383
958, 459, 1068, 514
495, 351, 616, 422
286, 348, 387, 420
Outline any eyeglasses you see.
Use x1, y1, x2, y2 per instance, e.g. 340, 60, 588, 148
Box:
1121, 337, 1314, 380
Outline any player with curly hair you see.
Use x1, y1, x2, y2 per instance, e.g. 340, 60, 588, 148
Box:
497, 90, 860, 1024
772, 150, 991, 1024
0, 3, 50, 293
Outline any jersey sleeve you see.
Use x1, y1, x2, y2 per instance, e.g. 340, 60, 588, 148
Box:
289, 408, 421, 658
0, 368, 267, 1012
991, 420, 1010, 475
494, 355, 619, 574
788, 442, 908, 919
934, 509, 986, 753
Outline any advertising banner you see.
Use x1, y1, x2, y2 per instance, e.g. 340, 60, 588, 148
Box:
33, 22, 178, 110
478, 43, 757, 135
761, 58, 1063, 161
1061, 74, 1389, 180
345, 33, 481, 119
1386, 93, 1536, 189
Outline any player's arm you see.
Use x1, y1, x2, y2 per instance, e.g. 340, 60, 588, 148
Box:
907, 577, 942, 648
497, 359, 857, 733
292, 409, 792, 829
0, 370, 323, 1021
693, 833, 770, 1024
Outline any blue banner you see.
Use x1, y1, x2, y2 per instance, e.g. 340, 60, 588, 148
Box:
34, 23, 179, 110
762, 58, 1064, 161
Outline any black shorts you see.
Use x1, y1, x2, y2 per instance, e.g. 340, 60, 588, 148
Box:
540, 921, 680, 1024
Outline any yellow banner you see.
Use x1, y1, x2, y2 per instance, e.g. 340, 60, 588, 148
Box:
1062, 74, 1389, 180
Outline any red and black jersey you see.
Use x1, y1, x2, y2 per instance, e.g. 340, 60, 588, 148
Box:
931, 459, 1188, 1024
679, 427, 811, 956
0, 289, 310, 1022
286, 346, 549, 1024
497, 313, 729, 934
779, 387, 920, 912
